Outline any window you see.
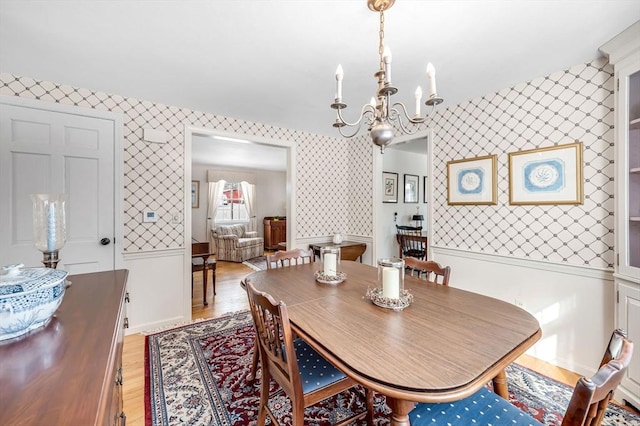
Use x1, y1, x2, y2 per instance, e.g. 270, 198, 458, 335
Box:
215, 182, 249, 222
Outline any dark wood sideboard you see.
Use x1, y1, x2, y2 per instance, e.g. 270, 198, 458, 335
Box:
263, 216, 286, 250
0, 269, 129, 426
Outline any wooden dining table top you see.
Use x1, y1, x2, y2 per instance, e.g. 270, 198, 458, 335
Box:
245, 260, 541, 406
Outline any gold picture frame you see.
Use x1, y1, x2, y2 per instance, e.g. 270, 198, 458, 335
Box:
447, 155, 498, 205
508, 142, 583, 205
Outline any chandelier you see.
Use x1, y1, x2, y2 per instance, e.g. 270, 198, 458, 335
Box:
330, 0, 443, 153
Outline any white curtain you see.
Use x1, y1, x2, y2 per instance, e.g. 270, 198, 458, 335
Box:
240, 181, 257, 232
207, 180, 227, 249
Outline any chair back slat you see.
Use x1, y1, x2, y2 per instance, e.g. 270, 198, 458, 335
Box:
266, 248, 314, 270
404, 256, 451, 286
245, 280, 301, 398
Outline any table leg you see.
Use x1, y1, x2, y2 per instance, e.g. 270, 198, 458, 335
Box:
492, 369, 508, 399
211, 262, 216, 295
202, 264, 208, 306
386, 397, 414, 426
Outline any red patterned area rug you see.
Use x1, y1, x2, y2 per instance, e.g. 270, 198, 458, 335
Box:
145, 310, 640, 425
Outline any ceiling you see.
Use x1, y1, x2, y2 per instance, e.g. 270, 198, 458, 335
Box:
2, 1, 639, 168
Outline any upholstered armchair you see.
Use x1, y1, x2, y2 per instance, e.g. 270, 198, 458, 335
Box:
211, 224, 264, 262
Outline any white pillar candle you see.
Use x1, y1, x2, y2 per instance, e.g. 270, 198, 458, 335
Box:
426, 62, 437, 97
46, 204, 56, 252
382, 266, 400, 299
324, 253, 337, 276
335, 65, 344, 101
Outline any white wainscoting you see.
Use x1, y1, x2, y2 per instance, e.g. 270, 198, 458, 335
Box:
431, 246, 615, 377
123, 248, 189, 334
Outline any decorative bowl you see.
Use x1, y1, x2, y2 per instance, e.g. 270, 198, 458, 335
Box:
0, 264, 68, 341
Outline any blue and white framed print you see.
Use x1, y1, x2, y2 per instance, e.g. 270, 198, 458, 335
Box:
447, 155, 498, 205
509, 142, 583, 205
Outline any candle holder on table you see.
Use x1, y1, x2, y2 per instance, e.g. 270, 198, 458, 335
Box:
366, 257, 413, 310
315, 246, 346, 284
31, 194, 66, 269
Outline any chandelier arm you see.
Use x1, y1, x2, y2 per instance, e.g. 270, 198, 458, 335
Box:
389, 105, 422, 136
391, 101, 426, 125
335, 104, 377, 128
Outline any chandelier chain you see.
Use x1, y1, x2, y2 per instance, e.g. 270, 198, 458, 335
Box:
378, 8, 385, 71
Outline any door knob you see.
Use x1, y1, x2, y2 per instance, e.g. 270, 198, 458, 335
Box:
100, 238, 111, 246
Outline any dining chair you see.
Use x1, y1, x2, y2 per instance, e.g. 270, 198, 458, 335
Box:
245, 248, 314, 382
245, 279, 374, 426
403, 256, 451, 286
266, 248, 314, 269
409, 329, 634, 426
191, 241, 216, 305
396, 225, 426, 260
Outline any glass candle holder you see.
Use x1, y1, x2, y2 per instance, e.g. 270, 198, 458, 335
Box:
377, 257, 405, 300
31, 194, 66, 266
321, 246, 341, 277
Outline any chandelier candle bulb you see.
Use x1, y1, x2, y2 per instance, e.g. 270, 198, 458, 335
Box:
383, 46, 392, 83
335, 65, 344, 101
414, 86, 422, 117
426, 62, 436, 97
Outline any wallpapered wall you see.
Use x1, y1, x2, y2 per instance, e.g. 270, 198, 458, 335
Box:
428, 57, 615, 270
0, 56, 616, 268
0, 72, 372, 252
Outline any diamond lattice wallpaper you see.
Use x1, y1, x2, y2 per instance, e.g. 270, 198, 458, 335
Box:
0, 73, 372, 252
0, 56, 616, 269
428, 58, 615, 269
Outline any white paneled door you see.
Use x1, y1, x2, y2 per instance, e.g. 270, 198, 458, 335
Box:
0, 99, 116, 274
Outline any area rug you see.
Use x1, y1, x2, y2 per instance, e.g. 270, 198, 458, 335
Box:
145, 310, 640, 425
242, 256, 267, 271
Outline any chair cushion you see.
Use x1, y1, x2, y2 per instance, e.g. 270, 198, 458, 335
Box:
294, 339, 347, 394
409, 386, 542, 425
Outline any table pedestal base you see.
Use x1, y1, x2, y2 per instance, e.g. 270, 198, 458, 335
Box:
387, 398, 415, 426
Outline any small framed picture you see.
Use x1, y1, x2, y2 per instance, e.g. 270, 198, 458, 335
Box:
382, 172, 398, 203
404, 174, 419, 203
447, 155, 498, 205
191, 180, 200, 208
423, 176, 428, 203
508, 142, 583, 205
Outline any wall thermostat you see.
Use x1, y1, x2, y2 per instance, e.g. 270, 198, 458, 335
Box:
143, 210, 158, 223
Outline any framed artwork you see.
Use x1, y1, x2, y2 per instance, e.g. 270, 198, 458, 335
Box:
191, 180, 200, 208
508, 142, 583, 205
382, 172, 398, 203
447, 154, 498, 205
404, 174, 419, 203
423, 176, 428, 203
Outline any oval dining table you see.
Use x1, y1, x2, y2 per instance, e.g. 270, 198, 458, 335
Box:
245, 260, 541, 425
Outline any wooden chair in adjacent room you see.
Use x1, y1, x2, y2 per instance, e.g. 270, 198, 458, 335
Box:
266, 248, 314, 270
408, 329, 634, 426
245, 280, 373, 426
191, 241, 216, 305
396, 224, 427, 260
404, 256, 451, 286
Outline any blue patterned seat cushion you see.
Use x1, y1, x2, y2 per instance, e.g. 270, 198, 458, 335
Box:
409, 386, 543, 425
294, 339, 347, 394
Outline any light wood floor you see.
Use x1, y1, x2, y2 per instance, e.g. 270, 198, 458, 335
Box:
122, 259, 583, 425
